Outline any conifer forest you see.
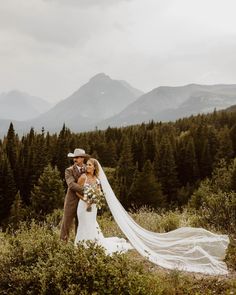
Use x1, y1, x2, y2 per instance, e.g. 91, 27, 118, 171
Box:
0, 109, 236, 294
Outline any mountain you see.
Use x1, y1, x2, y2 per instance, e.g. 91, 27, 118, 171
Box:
96, 84, 236, 128
2, 80, 236, 138
0, 91, 52, 121
18, 73, 143, 133
118, 80, 144, 98
225, 104, 236, 113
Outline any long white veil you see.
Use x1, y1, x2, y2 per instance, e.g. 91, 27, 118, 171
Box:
98, 162, 229, 275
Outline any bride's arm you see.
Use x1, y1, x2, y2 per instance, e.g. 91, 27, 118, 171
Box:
76, 174, 87, 201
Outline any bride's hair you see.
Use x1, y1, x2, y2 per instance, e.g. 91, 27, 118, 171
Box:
89, 158, 99, 177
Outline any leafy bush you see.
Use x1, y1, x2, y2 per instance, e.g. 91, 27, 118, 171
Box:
189, 159, 236, 234
0, 217, 236, 294
226, 237, 236, 272
190, 183, 236, 234
0, 222, 161, 295
45, 208, 64, 229
201, 190, 236, 233
129, 207, 201, 233
158, 211, 181, 232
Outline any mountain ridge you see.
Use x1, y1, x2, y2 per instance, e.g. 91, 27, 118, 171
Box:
0, 73, 143, 136
0, 90, 52, 121
1, 76, 236, 137
96, 84, 236, 128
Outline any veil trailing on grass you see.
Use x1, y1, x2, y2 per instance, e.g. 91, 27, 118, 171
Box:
97, 162, 229, 275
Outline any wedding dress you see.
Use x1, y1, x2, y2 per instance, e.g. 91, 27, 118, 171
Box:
74, 177, 133, 254
75, 163, 229, 275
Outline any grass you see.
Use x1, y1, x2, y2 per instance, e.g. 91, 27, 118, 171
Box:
1, 208, 235, 294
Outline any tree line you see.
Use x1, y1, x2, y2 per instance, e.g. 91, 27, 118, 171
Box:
1, 108, 236, 227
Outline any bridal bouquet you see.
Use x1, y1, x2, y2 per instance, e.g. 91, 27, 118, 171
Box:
83, 185, 105, 212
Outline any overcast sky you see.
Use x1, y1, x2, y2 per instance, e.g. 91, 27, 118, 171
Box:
1, 0, 236, 103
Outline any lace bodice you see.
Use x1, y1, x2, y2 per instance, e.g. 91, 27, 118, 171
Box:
84, 175, 100, 188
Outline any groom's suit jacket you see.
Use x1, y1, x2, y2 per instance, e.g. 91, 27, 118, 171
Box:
60, 164, 85, 241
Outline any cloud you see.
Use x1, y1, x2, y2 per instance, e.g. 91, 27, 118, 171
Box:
0, 1, 104, 47
1, 0, 236, 102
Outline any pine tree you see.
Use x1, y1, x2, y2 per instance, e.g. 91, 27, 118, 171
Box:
199, 139, 213, 179
211, 159, 232, 192
177, 136, 199, 185
127, 163, 140, 206
30, 164, 65, 219
9, 191, 25, 229
55, 124, 72, 178
191, 123, 208, 163
132, 135, 145, 170
184, 137, 199, 183
145, 132, 156, 162
215, 126, 234, 164
154, 136, 179, 204
33, 131, 50, 181
0, 156, 17, 224
18, 129, 37, 204
91, 150, 99, 160
101, 140, 117, 167
230, 123, 236, 157
207, 126, 218, 161
5, 123, 18, 183
116, 135, 135, 207
129, 160, 165, 208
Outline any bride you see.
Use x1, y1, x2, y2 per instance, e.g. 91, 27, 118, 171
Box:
75, 158, 132, 253
74, 158, 229, 276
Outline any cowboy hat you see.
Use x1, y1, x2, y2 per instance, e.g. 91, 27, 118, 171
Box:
67, 148, 90, 158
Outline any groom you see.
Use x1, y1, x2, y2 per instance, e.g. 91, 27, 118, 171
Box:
60, 148, 90, 242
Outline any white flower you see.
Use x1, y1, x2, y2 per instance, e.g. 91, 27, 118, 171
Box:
83, 184, 106, 211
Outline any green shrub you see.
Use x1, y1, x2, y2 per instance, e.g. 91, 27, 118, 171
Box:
226, 237, 236, 272
45, 208, 64, 229
158, 211, 181, 232
129, 206, 164, 232
201, 190, 236, 233
0, 218, 236, 294
189, 159, 236, 234
132, 208, 181, 233
190, 181, 236, 233
0, 222, 161, 295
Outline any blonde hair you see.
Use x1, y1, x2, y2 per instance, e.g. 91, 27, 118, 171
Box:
88, 158, 99, 177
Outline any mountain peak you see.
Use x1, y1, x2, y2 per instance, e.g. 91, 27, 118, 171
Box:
89, 73, 111, 82
10, 90, 35, 100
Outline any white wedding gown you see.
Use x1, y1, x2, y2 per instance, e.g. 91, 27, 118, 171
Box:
74, 163, 229, 276
74, 179, 133, 254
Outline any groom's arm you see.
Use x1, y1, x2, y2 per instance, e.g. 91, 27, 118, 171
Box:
65, 168, 83, 194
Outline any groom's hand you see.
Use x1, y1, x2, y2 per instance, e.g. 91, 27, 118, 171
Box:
65, 168, 84, 194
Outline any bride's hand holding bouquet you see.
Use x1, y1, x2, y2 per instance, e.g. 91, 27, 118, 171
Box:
83, 185, 105, 212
